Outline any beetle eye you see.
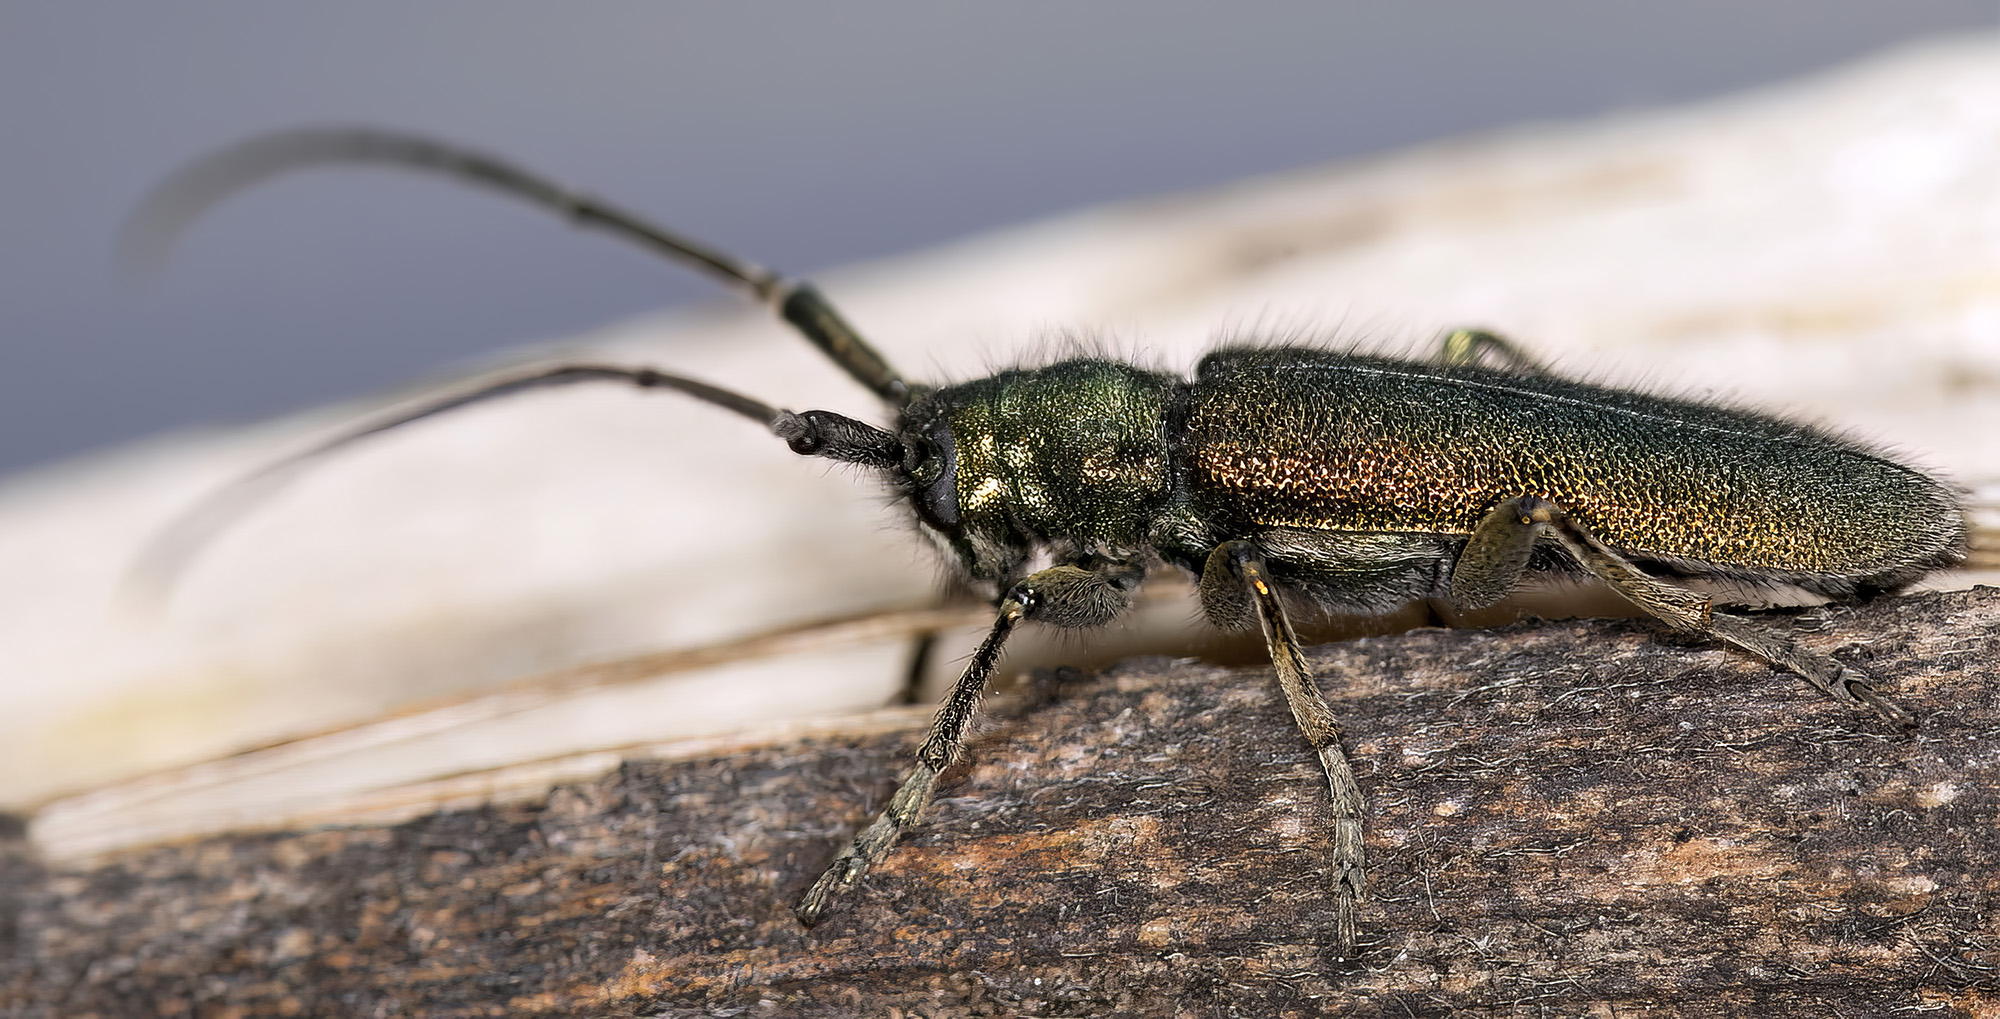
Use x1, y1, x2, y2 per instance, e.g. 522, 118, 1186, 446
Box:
906, 439, 939, 485
912, 422, 960, 530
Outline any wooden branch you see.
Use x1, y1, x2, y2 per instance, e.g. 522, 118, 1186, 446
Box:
4, 587, 1997, 1016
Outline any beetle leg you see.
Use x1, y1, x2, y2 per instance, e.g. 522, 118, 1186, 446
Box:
890, 630, 938, 706
1438, 328, 1552, 375
1702, 614, 1914, 727
1456, 496, 1913, 726
1203, 539, 1366, 957
1197, 543, 1256, 630
795, 597, 1023, 926
1452, 496, 1560, 609
795, 557, 1144, 926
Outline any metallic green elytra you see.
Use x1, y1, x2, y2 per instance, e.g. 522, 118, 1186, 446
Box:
1169, 348, 1963, 597
134, 128, 1970, 960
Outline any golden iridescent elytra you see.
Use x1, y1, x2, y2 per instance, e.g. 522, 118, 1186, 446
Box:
1175, 349, 1960, 586
131, 128, 1968, 958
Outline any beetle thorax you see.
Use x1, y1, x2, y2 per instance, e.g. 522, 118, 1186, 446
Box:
899, 359, 1178, 583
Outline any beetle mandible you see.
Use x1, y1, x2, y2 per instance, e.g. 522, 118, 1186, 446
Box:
131, 128, 1970, 956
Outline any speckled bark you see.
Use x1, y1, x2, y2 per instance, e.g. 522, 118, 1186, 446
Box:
5, 588, 1998, 1018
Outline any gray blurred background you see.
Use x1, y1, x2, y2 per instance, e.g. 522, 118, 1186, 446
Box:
2, 2, 1995, 479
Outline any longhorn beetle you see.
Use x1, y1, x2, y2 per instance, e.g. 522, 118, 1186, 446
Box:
130, 128, 1969, 956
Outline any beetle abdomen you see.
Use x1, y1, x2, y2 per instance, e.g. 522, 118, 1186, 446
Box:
1181, 348, 1965, 591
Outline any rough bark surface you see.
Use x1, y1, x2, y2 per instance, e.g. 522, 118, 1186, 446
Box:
5, 588, 1999, 1018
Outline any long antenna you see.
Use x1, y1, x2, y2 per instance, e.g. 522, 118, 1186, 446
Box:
124, 127, 913, 405
125, 361, 908, 602
125, 364, 783, 602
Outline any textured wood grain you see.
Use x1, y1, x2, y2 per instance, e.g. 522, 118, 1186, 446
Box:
5, 587, 1998, 1017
